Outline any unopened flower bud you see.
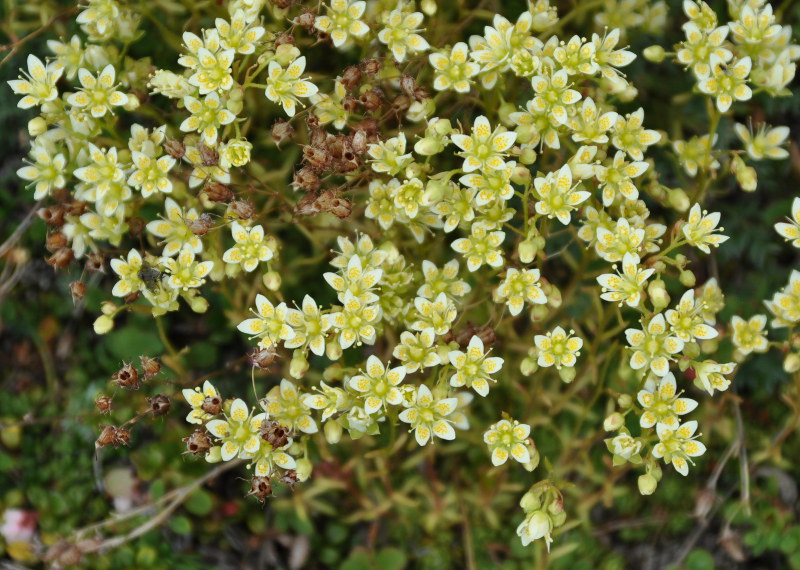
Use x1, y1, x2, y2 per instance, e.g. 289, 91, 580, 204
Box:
679, 269, 696, 288
263, 271, 281, 291
530, 304, 549, 322
421, 0, 436, 16
558, 366, 576, 383
290, 353, 309, 378
94, 315, 114, 335
511, 164, 531, 185
421, 180, 448, 206
326, 339, 343, 361
28, 116, 47, 136
324, 419, 343, 444
648, 279, 670, 311
498, 101, 516, 126
604, 412, 625, 431
617, 394, 633, 409
519, 491, 541, 512
520, 356, 538, 376
519, 146, 537, 165
667, 188, 691, 212
638, 473, 658, 495
414, 136, 444, 156
295, 458, 313, 482
784, 353, 800, 373
643, 45, 666, 63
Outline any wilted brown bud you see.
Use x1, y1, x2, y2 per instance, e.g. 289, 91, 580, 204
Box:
38, 206, 65, 226
64, 201, 88, 216
294, 10, 315, 29
272, 120, 294, 146
351, 129, 368, 154
201, 393, 222, 416
96, 425, 131, 448
306, 114, 320, 130
275, 31, 295, 48
164, 139, 186, 159
293, 167, 321, 192
45, 231, 67, 252
303, 146, 330, 170
139, 356, 161, 380
147, 394, 171, 417
198, 143, 219, 166
85, 252, 105, 274
44, 540, 82, 567
123, 291, 141, 304
249, 346, 278, 369
352, 117, 378, 137
342, 96, 359, 113
128, 216, 145, 238
391, 94, 411, 114
112, 362, 140, 389
259, 420, 290, 449
280, 470, 299, 489
46, 247, 74, 269
413, 86, 430, 101
229, 199, 254, 220
308, 125, 328, 148
248, 476, 273, 501
70, 281, 87, 304
185, 213, 214, 236
400, 74, 416, 97
95, 395, 113, 414
475, 325, 497, 347
340, 65, 362, 90
183, 429, 212, 455
453, 322, 479, 347
204, 181, 234, 202
316, 190, 352, 219
360, 58, 380, 75
359, 88, 383, 112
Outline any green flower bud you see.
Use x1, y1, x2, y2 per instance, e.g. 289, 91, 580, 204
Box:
643, 45, 666, 63
290, 353, 309, 379
28, 117, 47, 137
667, 188, 691, 212
617, 393, 633, 409
432, 118, 452, 136
188, 294, 209, 313
638, 473, 658, 495
679, 269, 696, 288
515, 124, 537, 145
498, 101, 517, 126
784, 353, 800, 373
648, 279, 670, 311
421, 180, 448, 206
520, 356, 538, 376
558, 366, 577, 383
519, 146, 537, 165
124, 93, 140, 111
324, 419, 343, 444
518, 239, 536, 263
263, 271, 281, 291
93, 315, 114, 335
414, 136, 444, 156
530, 304, 549, 322
523, 445, 540, 472
603, 412, 624, 431
326, 339, 343, 361
511, 164, 531, 185
520, 490, 542, 512
295, 458, 313, 481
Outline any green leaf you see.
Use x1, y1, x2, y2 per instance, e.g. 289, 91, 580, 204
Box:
685, 549, 714, 570
185, 488, 214, 516
169, 515, 192, 535
375, 547, 407, 570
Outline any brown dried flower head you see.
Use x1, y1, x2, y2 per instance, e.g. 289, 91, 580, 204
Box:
183, 429, 212, 455
112, 362, 140, 389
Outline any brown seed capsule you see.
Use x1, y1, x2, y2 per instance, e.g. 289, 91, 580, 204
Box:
271, 120, 294, 146
340, 65, 362, 91
204, 181, 234, 202
229, 200, 254, 220
294, 10, 315, 29
352, 117, 378, 137
69, 281, 87, 304
96, 425, 130, 448
46, 247, 74, 269
45, 231, 68, 252
185, 213, 214, 236
249, 346, 278, 369
164, 139, 186, 159
400, 74, 416, 97
316, 190, 352, 219
38, 206, 65, 226
123, 291, 141, 304
95, 394, 113, 414
85, 252, 105, 274
201, 394, 222, 416
391, 94, 411, 114
248, 476, 273, 501
351, 130, 368, 154
303, 146, 330, 170
258, 420, 290, 449
293, 167, 321, 192
112, 362, 140, 390
359, 88, 383, 112
279, 470, 299, 489
64, 201, 88, 217
413, 86, 430, 101
147, 394, 171, 417
475, 325, 497, 347
360, 58, 380, 75
342, 95, 359, 113
128, 216, 145, 238
182, 429, 212, 455
198, 143, 219, 167
139, 356, 161, 380
294, 192, 321, 217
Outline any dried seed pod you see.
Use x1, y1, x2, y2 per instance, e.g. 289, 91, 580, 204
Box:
342, 95, 359, 113
259, 420, 290, 449
203, 181, 234, 202
475, 325, 497, 347
340, 65, 362, 90
95, 425, 131, 448
351, 129, 368, 154
64, 201, 88, 216
164, 138, 186, 159
294, 10, 315, 29
70, 281, 87, 304
316, 190, 352, 219
249, 346, 278, 369
147, 394, 171, 417
280, 470, 299, 489
38, 206, 65, 226
359, 88, 383, 112
185, 213, 214, 236
274, 31, 295, 48
391, 94, 411, 114
45, 231, 67, 252
183, 429, 212, 455
272, 120, 294, 146
303, 146, 330, 170
85, 252, 105, 274
413, 86, 430, 101
229, 200, 254, 220
294, 192, 321, 217
46, 247, 74, 269
198, 144, 219, 167
352, 117, 379, 137
139, 356, 161, 380
360, 58, 380, 75
201, 393, 222, 416
400, 74, 416, 97
95, 394, 113, 414
293, 167, 321, 192
112, 362, 140, 389
248, 476, 273, 501
128, 216, 145, 238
